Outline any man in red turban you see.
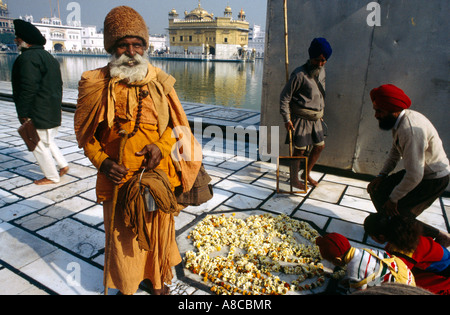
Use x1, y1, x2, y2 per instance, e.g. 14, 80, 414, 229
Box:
367, 84, 450, 247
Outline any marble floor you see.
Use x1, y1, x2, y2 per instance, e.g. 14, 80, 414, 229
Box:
0, 96, 448, 295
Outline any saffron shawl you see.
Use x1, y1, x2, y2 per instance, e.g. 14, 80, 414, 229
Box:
74, 63, 202, 192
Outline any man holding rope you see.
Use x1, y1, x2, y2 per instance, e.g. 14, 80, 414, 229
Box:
74, 6, 201, 295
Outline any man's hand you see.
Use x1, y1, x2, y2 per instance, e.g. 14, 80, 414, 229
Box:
136, 144, 162, 170
19, 117, 29, 124
367, 176, 384, 194
285, 121, 294, 131
382, 199, 400, 216
100, 158, 129, 185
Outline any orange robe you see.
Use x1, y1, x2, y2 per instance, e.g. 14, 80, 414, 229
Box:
75, 64, 200, 294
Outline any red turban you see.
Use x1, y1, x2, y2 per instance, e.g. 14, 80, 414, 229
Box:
370, 84, 411, 112
316, 233, 351, 260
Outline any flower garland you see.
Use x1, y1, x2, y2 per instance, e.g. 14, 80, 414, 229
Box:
184, 213, 345, 295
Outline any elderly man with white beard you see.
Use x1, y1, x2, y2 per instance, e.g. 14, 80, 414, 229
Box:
74, 6, 202, 295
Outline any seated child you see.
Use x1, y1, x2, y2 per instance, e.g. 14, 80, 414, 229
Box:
316, 232, 415, 294
364, 213, 450, 295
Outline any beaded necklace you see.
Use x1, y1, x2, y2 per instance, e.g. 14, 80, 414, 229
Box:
114, 86, 149, 138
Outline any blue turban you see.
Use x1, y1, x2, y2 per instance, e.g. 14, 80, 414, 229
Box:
308, 38, 332, 60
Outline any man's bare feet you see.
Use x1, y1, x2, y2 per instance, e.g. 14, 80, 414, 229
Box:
34, 178, 56, 185
291, 179, 306, 190
301, 174, 319, 187
59, 166, 69, 177
152, 284, 170, 295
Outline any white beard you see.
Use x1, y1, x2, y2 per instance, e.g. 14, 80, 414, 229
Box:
310, 67, 322, 78
18, 41, 30, 51
109, 52, 149, 83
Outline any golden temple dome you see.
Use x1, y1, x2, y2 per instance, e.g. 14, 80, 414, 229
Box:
185, 1, 214, 21
238, 8, 246, 21
168, 8, 179, 18
224, 5, 232, 17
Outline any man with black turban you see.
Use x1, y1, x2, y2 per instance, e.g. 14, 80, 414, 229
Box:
280, 37, 332, 189
12, 19, 69, 185
367, 84, 450, 247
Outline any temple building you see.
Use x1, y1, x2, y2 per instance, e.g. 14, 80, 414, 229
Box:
0, 0, 14, 34
18, 15, 83, 52
168, 2, 249, 60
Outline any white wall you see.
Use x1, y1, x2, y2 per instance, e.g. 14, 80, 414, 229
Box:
261, 0, 449, 177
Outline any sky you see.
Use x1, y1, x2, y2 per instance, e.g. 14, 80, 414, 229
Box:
5, 0, 267, 34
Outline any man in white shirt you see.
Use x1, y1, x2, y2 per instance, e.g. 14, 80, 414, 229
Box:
367, 84, 450, 247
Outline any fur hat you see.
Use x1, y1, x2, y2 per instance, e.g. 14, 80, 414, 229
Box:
14, 19, 46, 46
103, 6, 149, 53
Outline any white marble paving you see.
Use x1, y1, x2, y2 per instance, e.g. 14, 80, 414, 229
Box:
260, 193, 304, 214
345, 185, 371, 199
0, 187, 21, 207
417, 211, 448, 232
203, 164, 234, 178
218, 155, 254, 171
174, 211, 196, 231
38, 196, 96, 220
0, 202, 38, 221
228, 165, 266, 183
426, 199, 445, 215
443, 197, 450, 206
183, 188, 233, 215
0, 97, 448, 295
72, 204, 104, 226
20, 249, 104, 295
300, 199, 372, 225
0, 226, 58, 269
224, 193, 262, 209
214, 178, 273, 200
37, 218, 104, 258
322, 174, 370, 188
339, 195, 377, 213
11, 175, 78, 198
309, 180, 346, 203
0, 268, 48, 295
292, 209, 329, 230
41, 177, 97, 202
0, 221, 14, 233
14, 212, 58, 231
325, 218, 366, 243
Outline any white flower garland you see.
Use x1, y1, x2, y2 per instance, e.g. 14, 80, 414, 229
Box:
184, 213, 345, 295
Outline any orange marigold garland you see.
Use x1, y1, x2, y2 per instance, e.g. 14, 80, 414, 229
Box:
184, 213, 345, 295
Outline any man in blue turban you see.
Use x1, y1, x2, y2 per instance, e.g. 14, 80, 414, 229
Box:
308, 37, 332, 61
280, 37, 332, 189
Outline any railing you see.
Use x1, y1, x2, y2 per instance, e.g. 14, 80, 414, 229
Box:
150, 53, 249, 62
